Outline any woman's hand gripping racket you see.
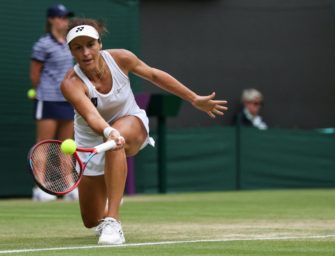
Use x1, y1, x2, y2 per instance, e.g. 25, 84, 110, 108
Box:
27, 138, 123, 196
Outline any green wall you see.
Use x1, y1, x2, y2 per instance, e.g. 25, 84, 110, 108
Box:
135, 127, 335, 193
0, 0, 139, 197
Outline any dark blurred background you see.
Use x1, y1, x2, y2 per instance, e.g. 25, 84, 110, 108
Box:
140, 0, 335, 129
0, 0, 334, 196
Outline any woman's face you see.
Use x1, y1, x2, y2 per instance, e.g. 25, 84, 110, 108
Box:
69, 36, 101, 71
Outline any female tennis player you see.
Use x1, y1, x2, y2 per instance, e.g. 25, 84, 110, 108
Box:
61, 18, 228, 245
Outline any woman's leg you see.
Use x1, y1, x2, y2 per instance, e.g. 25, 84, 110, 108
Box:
78, 175, 107, 228
56, 120, 74, 140
56, 120, 78, 201
103, 148, 127, 221
78, 115, 147, 226
36, 119, 58, 141
32, 119, 59, 201
104, 115, 148, 220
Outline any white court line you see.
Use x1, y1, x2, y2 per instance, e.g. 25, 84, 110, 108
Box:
0, 234, 334, 254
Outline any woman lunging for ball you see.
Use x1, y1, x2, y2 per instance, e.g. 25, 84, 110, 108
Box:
61, 18, 228, 245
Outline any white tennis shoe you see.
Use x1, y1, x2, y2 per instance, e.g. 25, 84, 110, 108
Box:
96, 217, 125, 245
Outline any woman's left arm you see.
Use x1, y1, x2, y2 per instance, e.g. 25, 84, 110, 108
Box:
113, 49, 228, 118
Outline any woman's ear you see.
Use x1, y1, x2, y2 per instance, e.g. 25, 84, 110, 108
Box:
98, 39, 103, 50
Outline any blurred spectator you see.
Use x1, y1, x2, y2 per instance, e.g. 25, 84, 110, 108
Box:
233, 88, 268, 130
29, 3, 77, 201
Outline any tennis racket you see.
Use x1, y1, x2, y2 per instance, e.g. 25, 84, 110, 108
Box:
27, 139, 120, 196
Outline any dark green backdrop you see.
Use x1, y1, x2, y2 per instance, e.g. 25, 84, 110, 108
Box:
0, 0, 140, 197
0, 1, 334, 197
135, 127, 335, 193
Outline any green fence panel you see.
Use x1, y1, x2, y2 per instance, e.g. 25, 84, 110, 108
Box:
135, 127, 335, 193
240, 128, 335, 189
135, 127, 236, 193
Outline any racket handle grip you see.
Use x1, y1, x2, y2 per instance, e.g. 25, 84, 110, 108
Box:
95, 140, 117, 153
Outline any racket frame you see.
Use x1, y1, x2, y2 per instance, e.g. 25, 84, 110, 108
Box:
27, 139, 116, 196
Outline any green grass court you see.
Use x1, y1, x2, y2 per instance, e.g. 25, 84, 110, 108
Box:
0, 189, 335, 255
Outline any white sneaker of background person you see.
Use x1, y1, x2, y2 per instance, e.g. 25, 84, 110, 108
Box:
32, 186, 57, 202
63, 187, 79, 201
96, 217, 125, 245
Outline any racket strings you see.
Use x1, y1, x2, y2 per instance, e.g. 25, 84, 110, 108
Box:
30, 142, 79, 193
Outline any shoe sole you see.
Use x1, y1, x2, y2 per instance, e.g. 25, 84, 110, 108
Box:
98, 238, 125, 245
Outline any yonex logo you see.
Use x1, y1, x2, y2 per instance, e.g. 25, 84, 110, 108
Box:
75, 27, 84, 33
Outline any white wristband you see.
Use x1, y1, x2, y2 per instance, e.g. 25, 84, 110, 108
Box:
103, 127, 118, 139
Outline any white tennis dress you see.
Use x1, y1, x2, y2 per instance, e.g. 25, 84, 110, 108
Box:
73, 50, 154, 176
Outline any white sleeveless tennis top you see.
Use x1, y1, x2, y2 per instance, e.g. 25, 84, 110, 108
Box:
73, 50, 154, 176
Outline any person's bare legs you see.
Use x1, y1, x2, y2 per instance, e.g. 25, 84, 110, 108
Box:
33, 119, 59, 201
78, 175, 107, 228
57, 119, 77, 200
37, 119, 73, 141
104, 149, 127, 221
36, 119, 58, 141
33, 119, 74, 201
78, 116, 147, 227
57, 120, 74, 140
105, 116, 147, 220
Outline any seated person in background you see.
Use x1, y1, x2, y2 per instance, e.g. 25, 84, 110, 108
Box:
233, 88, 268, 130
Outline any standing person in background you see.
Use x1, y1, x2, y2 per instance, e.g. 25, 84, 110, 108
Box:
29, 3, 78, 201
233, 88, 268, 130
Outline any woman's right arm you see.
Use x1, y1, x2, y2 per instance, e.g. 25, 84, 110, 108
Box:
60, 71, 111, 136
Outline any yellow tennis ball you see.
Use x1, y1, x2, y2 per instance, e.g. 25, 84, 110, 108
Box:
61, 139, 77, 155
27, 88, 36, 99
